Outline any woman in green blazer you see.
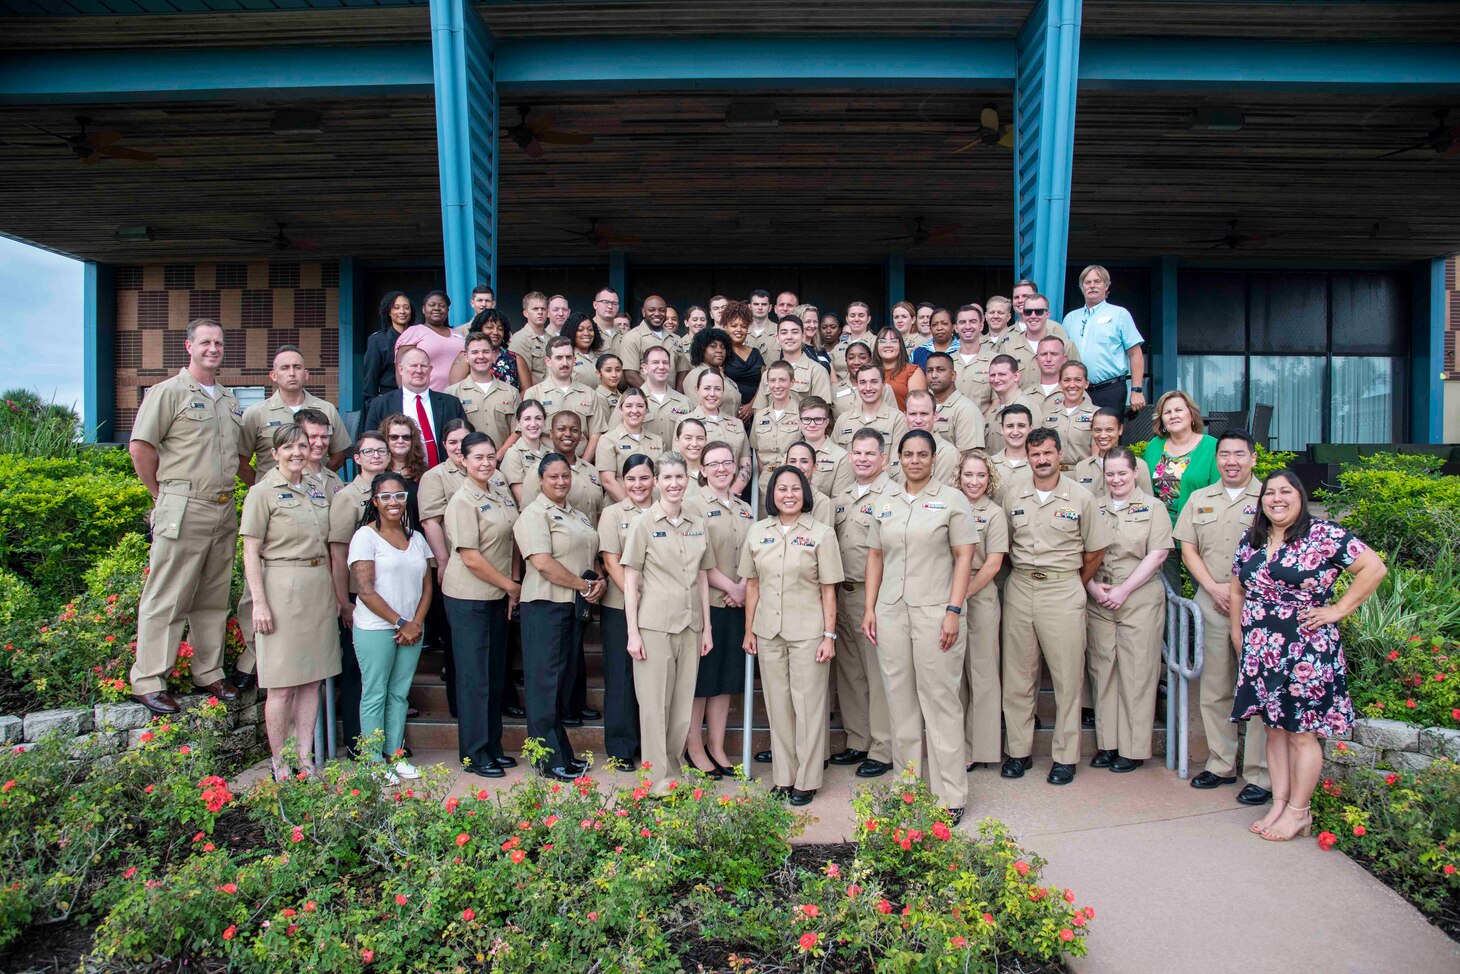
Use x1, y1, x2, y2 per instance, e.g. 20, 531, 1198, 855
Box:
1141, 390, 1219, 526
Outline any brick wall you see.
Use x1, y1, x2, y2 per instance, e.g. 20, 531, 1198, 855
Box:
113, 261, 340, 436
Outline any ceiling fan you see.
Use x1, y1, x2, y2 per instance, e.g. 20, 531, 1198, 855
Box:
505, 105, 593, 158
875, 216, 961, 247
1376, 109, 1460, 160
560, 217, 639, 251
1184, 219, 1282, 250
229, 223, 321, 252
28, 115, 157, 165
952, 104, 1014, 154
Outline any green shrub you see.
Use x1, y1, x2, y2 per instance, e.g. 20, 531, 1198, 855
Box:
1350, 451, 1447, 477
0, 450, 151, 604
1313, 762, 1460, 929
0, 391, 81, 459
90, 762, 1094, 973
1319, 466, 1460, 568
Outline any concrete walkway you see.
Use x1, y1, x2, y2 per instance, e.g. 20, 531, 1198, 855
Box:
241, 751, 1460, 974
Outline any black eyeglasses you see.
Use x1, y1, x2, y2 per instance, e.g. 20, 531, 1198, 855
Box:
357, 447, 389, 457
1024, 308, 1050, 316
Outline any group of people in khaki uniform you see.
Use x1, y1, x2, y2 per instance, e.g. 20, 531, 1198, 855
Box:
128, 276, 1250, 823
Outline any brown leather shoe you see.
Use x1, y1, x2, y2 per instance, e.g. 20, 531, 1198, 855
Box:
194, 679, 241, 702
132, 691, 180, 714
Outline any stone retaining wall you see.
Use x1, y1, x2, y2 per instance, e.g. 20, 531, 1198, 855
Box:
1322, 717, 1460, 776
0, 690, 265, 762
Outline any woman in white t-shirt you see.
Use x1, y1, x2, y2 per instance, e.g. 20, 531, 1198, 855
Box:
348, 472, 433, 782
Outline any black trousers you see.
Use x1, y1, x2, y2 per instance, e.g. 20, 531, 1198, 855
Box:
519, 600, 580, 768
444, 595, 509, 769
598, 606, 639, 761
336, 600, 362, 755
1087, 379, 1129, 415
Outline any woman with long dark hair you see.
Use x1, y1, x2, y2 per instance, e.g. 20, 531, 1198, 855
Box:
363, 291, 414, 407
395, 289, 463, 392
348, 471, 433, 782
721, 301, 765, 423
1230, 470, 1386, 841
875, 326, 925, 412
569, 312, 605, 389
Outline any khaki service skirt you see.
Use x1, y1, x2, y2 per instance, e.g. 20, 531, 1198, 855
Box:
256, 564, 342, 689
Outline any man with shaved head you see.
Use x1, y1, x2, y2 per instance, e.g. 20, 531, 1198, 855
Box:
618, 293, 687, 388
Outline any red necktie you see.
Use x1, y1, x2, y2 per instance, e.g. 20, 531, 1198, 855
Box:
414, 393, 439, 467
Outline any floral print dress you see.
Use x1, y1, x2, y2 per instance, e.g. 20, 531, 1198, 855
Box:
1231, 520, 1368, 737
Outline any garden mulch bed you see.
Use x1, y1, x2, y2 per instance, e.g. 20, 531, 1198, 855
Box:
1343, 852, 1460, 945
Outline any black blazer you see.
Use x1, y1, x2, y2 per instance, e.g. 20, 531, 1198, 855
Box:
359, 387, 467, 451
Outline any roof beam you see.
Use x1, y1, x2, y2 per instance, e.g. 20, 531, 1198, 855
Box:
0, 43, 434, 102
1079, 39, 1460, 92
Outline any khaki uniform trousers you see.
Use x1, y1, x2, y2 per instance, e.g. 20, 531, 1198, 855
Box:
1086, 580, 1165, 759
1001, 570, 1085, 765
877, 601, 968, 809
961, 586, 1003, 765
835, 584, 891, 763
760, 635, 830, 791
634, 626, 701, 794
1194, 591, 1269, 788
131, 496, 236, 694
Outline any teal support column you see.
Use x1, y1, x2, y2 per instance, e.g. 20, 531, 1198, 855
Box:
886, 252, 906, 316
609, 251, 627, 306
1410, 257, 1446, 443
337, 258, 363, 416
82, 261, 115, 442
430, 0, 498, 305
1152, 256, 1179, 397
1014, 0, 1082, 319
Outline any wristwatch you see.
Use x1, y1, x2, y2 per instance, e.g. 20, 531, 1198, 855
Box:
945, 605, 962, 616
394, 617, 407, 629
822, 630, 837, 641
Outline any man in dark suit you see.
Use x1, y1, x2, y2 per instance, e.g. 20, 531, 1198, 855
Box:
359, 345, 467, 467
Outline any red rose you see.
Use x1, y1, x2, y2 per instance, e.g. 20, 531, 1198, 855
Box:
877, 899, 893, 915
361, 948, 374, 963
902, 792, 916, 804
462, 908, 475, 922
456, 833, 470, 846
799, 904, 819, 918
510, 850, 526, 864
798, 932, 820, 952
1013, 860, 1030, 876
1353, 825, 1367, 837
950, 935, 967, 948
1385, 773, 1398, 785
395, 894, 408, 906
222, 925, 237, 941
1406, 699, 1418, 709
1059, 929, 1074, 942
1317, 831, 1338, 850
1443, 865, 1456, 876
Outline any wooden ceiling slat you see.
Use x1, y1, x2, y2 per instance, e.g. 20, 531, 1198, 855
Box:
1081, 1, 1460, 42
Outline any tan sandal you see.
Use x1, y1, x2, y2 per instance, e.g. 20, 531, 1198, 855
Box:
1259, 804, 1312, 842
1250, 797, 1288, 834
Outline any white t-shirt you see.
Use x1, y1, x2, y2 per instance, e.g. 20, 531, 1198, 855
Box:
347, 526, 432, 631
1225, 486, 1246, 501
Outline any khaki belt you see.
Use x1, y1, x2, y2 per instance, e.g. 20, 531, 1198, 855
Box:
263, 557, 325, 568
160, 485, 234, 504
1013, 567, 1079, 581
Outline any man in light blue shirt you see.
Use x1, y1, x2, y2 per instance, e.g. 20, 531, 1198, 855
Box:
1061, 265, 1146, 416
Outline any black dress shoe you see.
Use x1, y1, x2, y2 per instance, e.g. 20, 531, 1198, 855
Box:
1081, 708, 1096, 729
1090, 749, 1117, 769
578, 708, 602, 720
1190, 771, 1237, 789
1034, 715, 1042, 730
712, 760, 736, 777
504, 705, 526, 719
562, 716, 584, 727
1047, 762, 1076, 785
1001, 756, 1034, 779
131, 691, 179, 715
754, 750, 773, 763
605, 757, 636, 773
465, 764, 505, 778
492, 755, 519, 769
1236, 784, 1273, 806
683, 753, 723, 780
965, 762, 986, 772
406, 707, 420, 719
540, 765, 578, 782
769, 784, 792, 798
567, 757, 589, 772
1110, 755, 1143, 773
829, 748, 869, 766
856, 759, 892, 778
947, 807, 965, 827
229, 670, 257, 692
788, 788, 816, 806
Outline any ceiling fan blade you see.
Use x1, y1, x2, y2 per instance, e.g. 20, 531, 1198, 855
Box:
873, 233, 912, 242
997, 125, 1015, 148
82, 152, 104, 166
524, 139, 545, 159
951, 139, 982, 155
603, 233, 641, 245
928, 223, 961, 235
97, 144, 158, 162
526, 112, 558, 133
1375, 142, 1427, 159
534, 131, 593, 146
979, 106, 999, 131
26, 123, 70, 142
88, 129, 123, 148
289, 237, 322, 252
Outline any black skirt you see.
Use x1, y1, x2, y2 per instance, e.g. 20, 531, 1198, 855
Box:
695, 605, 747, 697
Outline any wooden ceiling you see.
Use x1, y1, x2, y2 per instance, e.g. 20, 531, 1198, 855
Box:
1, 89, 1458, 265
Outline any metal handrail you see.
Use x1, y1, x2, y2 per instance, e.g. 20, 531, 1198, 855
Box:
740, 466, 760, 774
1161, 577, 1204, 779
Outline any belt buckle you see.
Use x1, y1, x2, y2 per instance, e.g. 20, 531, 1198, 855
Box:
215, 492, 232, 504
1032, 570, 1048, 581
309, 558, 322, 568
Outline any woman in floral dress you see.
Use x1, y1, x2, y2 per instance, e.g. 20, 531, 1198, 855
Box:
1229, 470, 1386, 842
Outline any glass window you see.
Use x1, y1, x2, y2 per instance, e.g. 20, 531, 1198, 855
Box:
1177, 271, 1245, 353
1332, 273, 1407, 355
1250, 356, 1324, 451
1177, 355, 1245, 413
1331, 356, 1399, 443
1248, 273, 1328, 354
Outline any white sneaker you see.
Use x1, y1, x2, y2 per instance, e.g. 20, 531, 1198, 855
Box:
394, 761, 421, 780
375, 765, 400, 786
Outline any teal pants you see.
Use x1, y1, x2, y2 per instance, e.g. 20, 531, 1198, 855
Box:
353, 626, 423, 762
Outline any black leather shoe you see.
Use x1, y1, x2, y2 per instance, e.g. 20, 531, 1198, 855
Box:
712, 760, 736, 777
965, 762, 986, 772
770, 784, 792, 798
1236, 784, 1273, 806
788, 788, 816, 806
1001, 756, 1034, 779
683, 753, 723, 780
567, 757, 589, 773
754, 750, 772, 763
1047, 762, 1076, 785
1033, 715, 1042, 730
541, 765, 578, 782
465, 764, 505, 778
1081, 708, 1096, 729
504, 705, 526, 719
578, 708, 602, 720
492, 755, 518, 769
1190, 771, 1237, 789
856, 759, 892, 778
1110, 755, 1143, 773
829, 748, 868, 766
407, 707, 420, 719
1090, 749, 1117, 769
947, 807, 965, 827
229, 669, 257, 692
605, 757, 636, 773
562, 716, 584, 727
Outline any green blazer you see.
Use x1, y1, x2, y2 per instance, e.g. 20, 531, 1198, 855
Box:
1142, 433, 1219, 523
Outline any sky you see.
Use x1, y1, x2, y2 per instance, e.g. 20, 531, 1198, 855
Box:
0, 236, 84, 417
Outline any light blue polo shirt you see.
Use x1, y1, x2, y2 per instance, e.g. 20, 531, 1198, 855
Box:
1061, 301, 1143, 385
